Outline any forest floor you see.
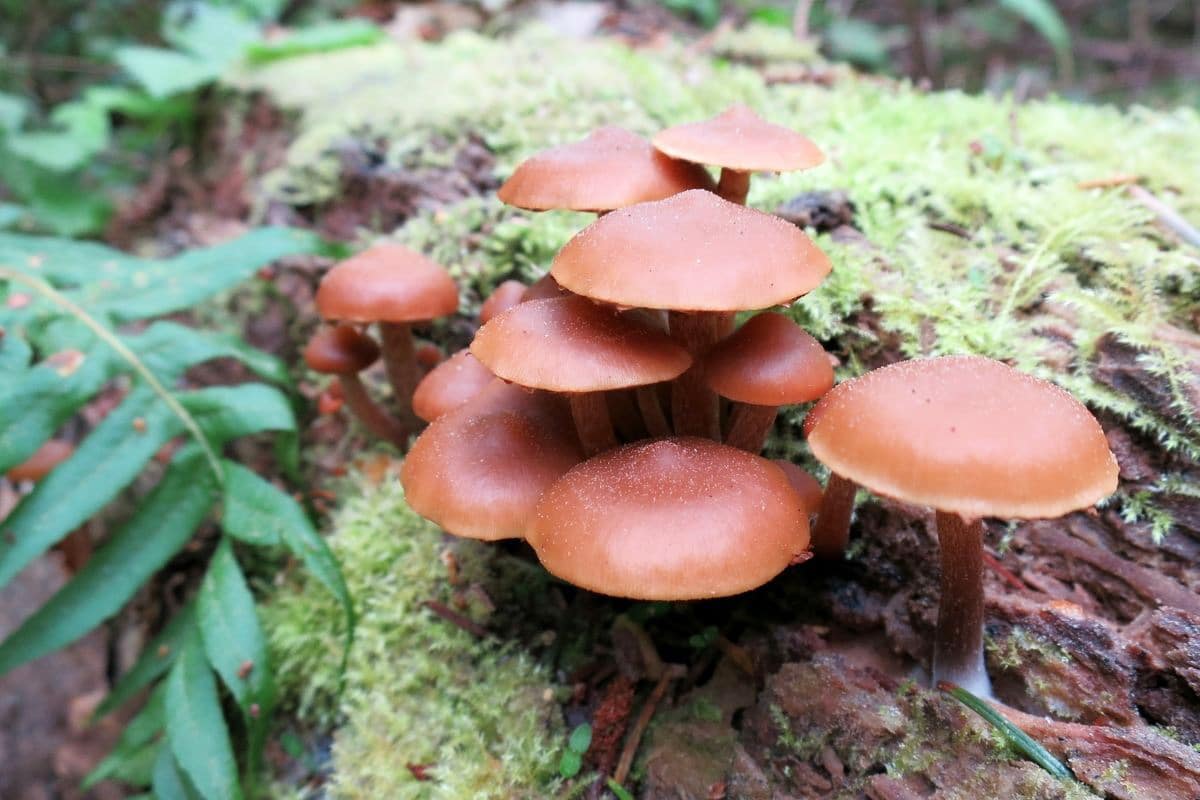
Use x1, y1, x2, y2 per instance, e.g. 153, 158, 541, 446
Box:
3, 6, 1200, 799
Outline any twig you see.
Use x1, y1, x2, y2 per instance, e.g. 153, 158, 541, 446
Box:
613, 664, 685, 786
1128, 185, 1200, 250
0, 268, 224, 482
1076, 174, 1140, 190
981, 549, 1027, 592
421, 599, 490, 638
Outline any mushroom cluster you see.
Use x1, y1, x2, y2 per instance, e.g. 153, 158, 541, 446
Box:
401, 108, 836, 600
334, 106, 1118, 694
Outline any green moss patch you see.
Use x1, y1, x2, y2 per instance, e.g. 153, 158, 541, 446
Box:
262, 476, 563, 798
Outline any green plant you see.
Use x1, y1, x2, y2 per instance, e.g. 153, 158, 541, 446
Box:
0, 227, 353, 797
0, 2, 382, 236
559, 723, 593, 779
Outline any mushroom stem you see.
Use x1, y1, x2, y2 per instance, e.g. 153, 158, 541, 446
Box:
338, 373, 410, 449
379, 322, 420, 424
607, 390, 647, 442
569, 393, 618, 456
810, 472, 857, 559
668, 311, 729, 440
636, 385, 672, 437
716, 169, 751, 205
724, 403, 777, 452
933, 512, 992, 698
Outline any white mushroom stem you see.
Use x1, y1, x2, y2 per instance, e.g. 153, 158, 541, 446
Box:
669, 311, 730, 440
569, 393, 618, 456
717, 169, 751, 205
338, 373, 409, 449
933, 512, 992, 698
379, 322, 420, 424
810, 472, 857, 559
724, 403, 777, 453
636, 385, 672, 437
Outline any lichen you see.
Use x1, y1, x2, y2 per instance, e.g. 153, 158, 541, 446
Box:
261, 475, 564, 798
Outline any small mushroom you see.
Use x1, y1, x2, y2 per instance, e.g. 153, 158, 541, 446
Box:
401, 380, 583, 540
551, 190, 829, 438
702, 312, 833, 452
412, 349, 495, 423
304, 324, 407, 448
315, 244, 458, 426
479, 280, 528, 324
498, 126, 713, 213
527, 437, 810, 599
804, 355, 1119, 696
470, 295, 692, 455
652, 105, 824, 205
773, 459, 823, 520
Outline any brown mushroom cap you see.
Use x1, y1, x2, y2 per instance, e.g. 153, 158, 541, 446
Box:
804, 355, 1119, 519
412, 349, 494, 422
703, 312, 834, 405
6, 440, 75, 482
773, 460, 823, 517
479, 280, 528, 324
401, 380, 582, 541
551, 190, 830, 312
527, 437, 809, 599
303, 324, 381, 374
497, 126, 714, 213
470, 295, 692, 392
315, 243, 458, 323
652, 105, 824, 173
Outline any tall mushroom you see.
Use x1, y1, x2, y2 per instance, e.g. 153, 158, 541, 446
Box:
652, 105, 824, 205
470, 295, 692, 455
551, 190, 830, 438
304, 324, 408, 448
527, 437, 810, 599
702, 312, 833, 452
498, 126, 714, 214
315, 243, 458, 427
803, 355, 1118, 696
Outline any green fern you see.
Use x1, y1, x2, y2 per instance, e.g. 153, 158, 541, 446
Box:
0, 228, 354, 798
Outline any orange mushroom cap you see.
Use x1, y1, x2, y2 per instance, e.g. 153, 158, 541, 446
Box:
703, 312, 834, 405
470, 295, 692, 393
652, 105, 824, 173
401, 380, 582, 541
412, 349, 494, 422
551, 190, 830, 312
315, 243, 458, 323
479, 280, 528, 325
6, 439, 75, 482
527, 437, 810, 599
804, 355, 1119, 519
773, 460, 823, 518
497, 126, 714, 213
303, 324, 380, 374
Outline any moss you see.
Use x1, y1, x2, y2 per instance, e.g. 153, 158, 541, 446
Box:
987, 627, 1071, 672
261, 475, 564, 798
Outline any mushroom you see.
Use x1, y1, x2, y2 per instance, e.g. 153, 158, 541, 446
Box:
551, 190, 829, 438
412, 349, 495, 423
498, 126, 714, 213
526, 437, 810, 599
773, 459, 823, 520
702, 312, 834, 452
303, 324, 408, 448
479, 280, 528, 324
401, 380, 583, 540
314, 243, 458, 426
803, 355, 1119, 696
470, 295, 692, 455
652, 105, 824, 205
